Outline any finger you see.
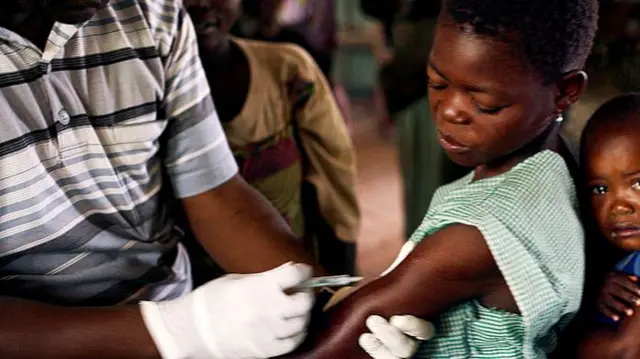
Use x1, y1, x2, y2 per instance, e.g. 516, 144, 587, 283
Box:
613, 277, 640, 299
610, 286, 640, 308
271, 333, 307, 357
604, 296, 634, 317
282, 290, 315, 319
366, 316, 416, 358
359, 333, 400, 359
272, 316, 309, 339
600, 305, 621, 322
266, 262, 313, 290
389, 315, 436, 340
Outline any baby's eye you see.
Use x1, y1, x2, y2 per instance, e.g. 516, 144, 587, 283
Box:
427, 80, 447, 91
590, 185, 607, 195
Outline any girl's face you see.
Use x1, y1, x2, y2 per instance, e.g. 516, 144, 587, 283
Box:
586, 122, 640, 252
184, 0, 241, 50
427, 20, 574, 168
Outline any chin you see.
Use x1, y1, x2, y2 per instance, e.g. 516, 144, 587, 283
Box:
613, 238, 640, 253
49, 1, 110, 24
444, 151, 477, 168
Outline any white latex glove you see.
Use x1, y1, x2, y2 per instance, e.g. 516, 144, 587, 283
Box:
140, 262, 314, 359
359, 315, 435, 359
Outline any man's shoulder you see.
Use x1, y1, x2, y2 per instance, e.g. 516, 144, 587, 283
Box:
102, 0, 185, 52
106, 0, 182, 33
107, 0, 182, 20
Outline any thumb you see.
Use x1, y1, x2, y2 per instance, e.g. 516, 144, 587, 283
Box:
390, 316, 436, 340
263, 262, 313, 290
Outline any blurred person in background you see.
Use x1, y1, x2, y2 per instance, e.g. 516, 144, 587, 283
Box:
278, 0, 352, 129
186, 0, 359, 277
233, 0, 352, 129
362, 0, 468, 238
279, 0, 337, 82
232, 0, 326, 75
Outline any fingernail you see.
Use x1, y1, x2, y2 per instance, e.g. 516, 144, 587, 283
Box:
366, 315, 386, 327
631, 276, 638, 281
636, 299, 640, 306
613, 315, 620, 321
627, 309, 634, 316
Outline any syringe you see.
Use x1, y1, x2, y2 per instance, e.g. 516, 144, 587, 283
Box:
293, 275, 364, 290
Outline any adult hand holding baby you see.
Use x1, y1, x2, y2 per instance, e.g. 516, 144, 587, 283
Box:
598, 272, 640, 322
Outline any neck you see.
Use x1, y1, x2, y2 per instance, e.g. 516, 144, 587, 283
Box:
200, 37, 235, 69
474, 119, 563, 180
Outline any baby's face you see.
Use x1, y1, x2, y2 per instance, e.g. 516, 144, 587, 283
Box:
585, 122, 640, 251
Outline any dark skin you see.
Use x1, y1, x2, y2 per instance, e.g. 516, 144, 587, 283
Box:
279, 18, 586, 359
0, 1, 321, 358
578, 122, 640, 358
242, 0, 285, 37
185, 0, 251, 123
0, 0, 111, 48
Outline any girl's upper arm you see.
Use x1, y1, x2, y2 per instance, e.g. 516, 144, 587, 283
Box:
285, 223, 506, 359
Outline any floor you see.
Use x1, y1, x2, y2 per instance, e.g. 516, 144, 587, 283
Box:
349, 102, 405, 278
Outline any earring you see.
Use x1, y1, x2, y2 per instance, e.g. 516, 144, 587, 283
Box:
555, 113, 564, 123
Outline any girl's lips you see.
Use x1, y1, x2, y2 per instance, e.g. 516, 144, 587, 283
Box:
194, 19, 221, 36
437, 131, 469, 152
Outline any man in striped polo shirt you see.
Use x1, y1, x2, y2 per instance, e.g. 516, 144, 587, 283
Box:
0, 1, 431, 358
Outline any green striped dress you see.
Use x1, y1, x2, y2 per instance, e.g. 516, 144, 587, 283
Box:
409, 150, 584, 358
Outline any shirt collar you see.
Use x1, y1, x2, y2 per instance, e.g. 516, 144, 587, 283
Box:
0, 21, 84, 62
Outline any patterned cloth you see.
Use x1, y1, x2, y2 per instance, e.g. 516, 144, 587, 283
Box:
0, 0, 238, 305
222, 38, 359, 243
410, 151, 584, 358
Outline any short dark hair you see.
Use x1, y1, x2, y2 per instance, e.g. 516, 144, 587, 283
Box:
442, 0, 599, 83
580, 93, 640, 164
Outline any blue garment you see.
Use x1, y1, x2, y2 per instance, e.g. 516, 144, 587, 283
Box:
597, 252, 640, 326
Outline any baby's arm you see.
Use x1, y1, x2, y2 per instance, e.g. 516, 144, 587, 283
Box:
280, 224, 507, 359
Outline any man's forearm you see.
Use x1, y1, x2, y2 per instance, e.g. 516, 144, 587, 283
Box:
182, 175, 325, 275
0, 296, 159, 359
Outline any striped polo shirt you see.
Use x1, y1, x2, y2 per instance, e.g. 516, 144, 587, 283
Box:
0, 0, 238, 306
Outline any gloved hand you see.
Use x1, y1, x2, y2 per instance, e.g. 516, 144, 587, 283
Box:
140, 262, 314, 359
359, 315, 436, 359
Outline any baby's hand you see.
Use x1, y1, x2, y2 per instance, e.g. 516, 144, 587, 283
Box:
598, 272, 640, 321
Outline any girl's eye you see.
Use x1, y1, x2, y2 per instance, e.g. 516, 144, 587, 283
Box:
590, 185, 607, 195
632, 180, 640, 191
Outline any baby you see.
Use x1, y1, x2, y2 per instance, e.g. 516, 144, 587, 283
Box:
582, 93, 640, 326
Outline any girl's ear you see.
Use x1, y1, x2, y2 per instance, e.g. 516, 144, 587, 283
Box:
555, 70, 588, 113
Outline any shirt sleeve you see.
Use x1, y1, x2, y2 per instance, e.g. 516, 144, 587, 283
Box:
291, 47, 360, 242
161, 7, 238, 199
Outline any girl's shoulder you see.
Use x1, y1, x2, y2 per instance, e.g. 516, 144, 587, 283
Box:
232, 37, 322, 84
430, 150, 576, 215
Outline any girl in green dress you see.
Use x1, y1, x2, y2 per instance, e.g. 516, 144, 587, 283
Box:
277, 0, 598, 358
